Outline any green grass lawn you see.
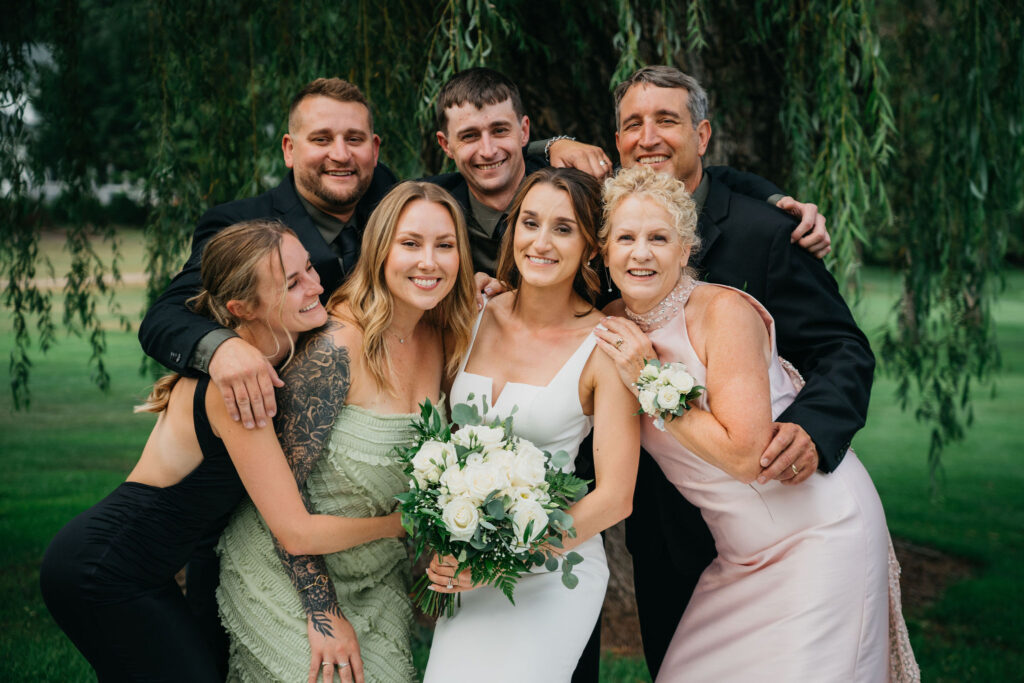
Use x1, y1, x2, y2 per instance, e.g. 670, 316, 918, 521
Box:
2, 266, 1022, 681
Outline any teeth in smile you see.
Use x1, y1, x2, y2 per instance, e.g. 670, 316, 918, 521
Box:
325, 170, 354, 176
300, 302, 319, 312
478, 160, 504, 170
412, 277, 439, 287
527, 256, 557, 264
638, 156, 669, 164
629, 269, 655, 276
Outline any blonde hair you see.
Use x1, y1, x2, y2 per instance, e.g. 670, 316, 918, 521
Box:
497, 167, 603, 310
327, 182, 476, 391
136, 220, 297, 413
600, 165, 702, 265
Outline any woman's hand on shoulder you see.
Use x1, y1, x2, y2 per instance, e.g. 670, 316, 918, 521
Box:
306, 612, 364, 683
594, 316, 655, 396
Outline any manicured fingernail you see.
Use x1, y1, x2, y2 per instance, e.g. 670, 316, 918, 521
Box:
258, 419, 266, 428
757, 476, 766, 484
427, 585, 437, 592
761, 459, 769, 466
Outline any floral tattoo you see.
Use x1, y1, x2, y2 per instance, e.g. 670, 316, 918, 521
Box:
270, 319, 351, 636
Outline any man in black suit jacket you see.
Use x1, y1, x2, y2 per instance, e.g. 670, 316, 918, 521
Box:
613, 66, 874, 678
139, 77, 395, 429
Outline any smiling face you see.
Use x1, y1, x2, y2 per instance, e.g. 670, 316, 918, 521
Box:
282, 95, 380, 221
250, 233, 328, 339
436, 98, 530, 209
384, 199, 461, 317
605, 195, 691, 313
511, 183, 592, 292
615, 84, 711, 192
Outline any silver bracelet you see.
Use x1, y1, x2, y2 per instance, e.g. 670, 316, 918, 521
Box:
544, 135, 576, 165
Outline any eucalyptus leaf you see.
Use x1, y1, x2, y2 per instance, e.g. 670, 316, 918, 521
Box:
451, 402, 482, 427
550, 450, 570, 469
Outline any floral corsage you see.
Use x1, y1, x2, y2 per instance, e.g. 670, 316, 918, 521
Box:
634, 359, 704, 431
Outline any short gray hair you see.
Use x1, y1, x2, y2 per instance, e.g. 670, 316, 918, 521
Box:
613, 66, 709, 131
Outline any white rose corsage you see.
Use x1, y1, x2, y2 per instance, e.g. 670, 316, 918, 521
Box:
634, 359, 704, 431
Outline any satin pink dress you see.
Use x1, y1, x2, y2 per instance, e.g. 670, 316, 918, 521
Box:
643, 281, 891, 682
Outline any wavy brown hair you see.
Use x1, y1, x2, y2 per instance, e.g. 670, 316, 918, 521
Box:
327, 181, 476, 391
496, 167, 603, 310
135, 220, 297, 413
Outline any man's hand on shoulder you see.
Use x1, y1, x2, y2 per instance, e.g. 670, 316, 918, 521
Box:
548, 139, 613, 180
756, 422, 818, 485
473, 272, 506, 308
776, 196, 831, 259
209, 337, 283, 429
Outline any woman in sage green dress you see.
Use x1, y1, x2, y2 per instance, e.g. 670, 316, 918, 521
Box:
217, 182, 477, 683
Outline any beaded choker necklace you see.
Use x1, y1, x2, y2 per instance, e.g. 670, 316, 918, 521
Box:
624, 276, 698, 332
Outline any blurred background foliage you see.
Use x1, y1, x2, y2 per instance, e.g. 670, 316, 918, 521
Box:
2, 0, 1021, 478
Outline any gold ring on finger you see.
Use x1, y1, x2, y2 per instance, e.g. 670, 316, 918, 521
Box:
615, 338, 624, 349
791, 464, 800, 475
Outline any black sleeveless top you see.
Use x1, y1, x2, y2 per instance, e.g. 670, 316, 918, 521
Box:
71, 376, 246, 601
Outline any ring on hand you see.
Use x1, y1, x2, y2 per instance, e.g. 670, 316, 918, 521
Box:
614, 338, 624, 349
323, 662, 333, 669
791, 464, 800, 476
337, 661, 350, 669
447, 576, 454, 589
599, 160, 607, 166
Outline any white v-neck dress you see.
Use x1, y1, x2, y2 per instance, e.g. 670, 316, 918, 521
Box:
423, 305, 609, 683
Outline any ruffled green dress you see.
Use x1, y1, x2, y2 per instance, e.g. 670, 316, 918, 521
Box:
217, 405, 418, 683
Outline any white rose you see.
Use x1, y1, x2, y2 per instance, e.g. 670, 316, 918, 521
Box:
506, 486, 538, 506
656, 385, 681, 411
639, 388, 658, 414
464, 451, 485, 467
463, 460, 510, 503
666, 366, 695, 393
411, 440, 450, 484
511, 500, 549, 551
510, 451, 548, 488
640, 363, 660, 380
441, 497, 480, 542
485, 448, 516, 474
453, 425, 506, 450
441, 466, 469, 497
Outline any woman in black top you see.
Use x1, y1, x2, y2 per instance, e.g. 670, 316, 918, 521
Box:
39, 220, 407, 682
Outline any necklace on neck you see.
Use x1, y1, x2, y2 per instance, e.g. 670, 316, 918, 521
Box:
624, 275, 698, 333
390, 327, 414, 344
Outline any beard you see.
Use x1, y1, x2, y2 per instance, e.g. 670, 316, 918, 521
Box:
296, 164, 373, 215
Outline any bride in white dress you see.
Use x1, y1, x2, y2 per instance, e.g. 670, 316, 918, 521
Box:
422, 168, 641, 682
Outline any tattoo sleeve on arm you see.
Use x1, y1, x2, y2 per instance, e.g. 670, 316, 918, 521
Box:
268, 320, 352, 633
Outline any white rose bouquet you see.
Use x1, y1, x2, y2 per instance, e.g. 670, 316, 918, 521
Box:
634, 359, 704, 431
395, 396, 589, 617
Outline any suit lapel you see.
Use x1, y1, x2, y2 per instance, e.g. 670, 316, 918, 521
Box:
269, 173, 344, 296
692, 171, 729, 269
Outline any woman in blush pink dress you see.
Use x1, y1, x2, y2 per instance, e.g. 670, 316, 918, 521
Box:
594, 165, 918, 682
